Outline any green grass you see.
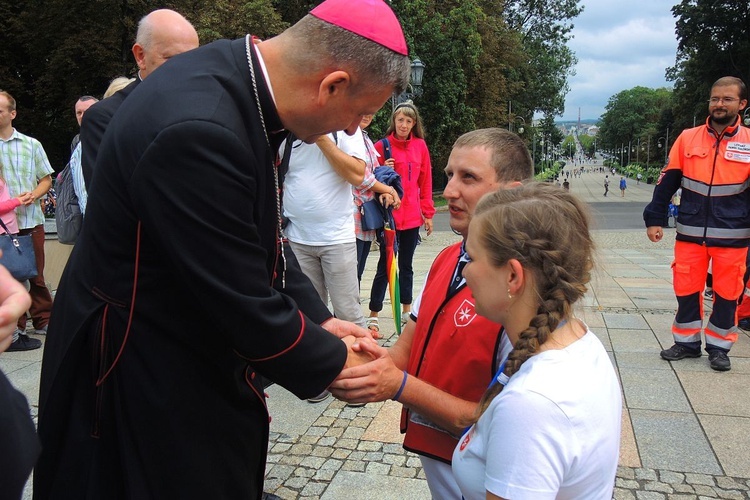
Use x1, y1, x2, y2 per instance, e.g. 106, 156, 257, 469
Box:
433, 194, 447, 207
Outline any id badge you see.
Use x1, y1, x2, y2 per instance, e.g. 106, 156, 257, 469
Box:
725, 142, 750, 163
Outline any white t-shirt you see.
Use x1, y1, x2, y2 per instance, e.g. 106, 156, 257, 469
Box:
452, 329, 622, 500
282, 129, 366, 245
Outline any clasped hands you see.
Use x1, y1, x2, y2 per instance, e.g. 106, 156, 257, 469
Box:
320, 318, 404, 403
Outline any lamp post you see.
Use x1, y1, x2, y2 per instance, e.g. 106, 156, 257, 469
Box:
620, 143, 624, 169
511, 116, 525, 134
657, 127, 670, 166
636, 137, 641, 163
392, 58, 426, 110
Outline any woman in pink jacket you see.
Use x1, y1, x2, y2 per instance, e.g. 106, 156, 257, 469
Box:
367, 101, 434, 331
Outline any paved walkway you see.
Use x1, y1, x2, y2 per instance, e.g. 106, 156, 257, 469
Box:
4, 161, 750, 499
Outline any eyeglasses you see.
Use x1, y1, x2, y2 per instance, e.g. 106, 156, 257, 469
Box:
708, 97, 740, 104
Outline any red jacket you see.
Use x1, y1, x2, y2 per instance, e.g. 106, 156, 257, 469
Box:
375, 132, 435, 230
402, 243, 505, 463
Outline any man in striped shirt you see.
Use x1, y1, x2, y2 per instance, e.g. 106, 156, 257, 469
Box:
0, 90, 55, 350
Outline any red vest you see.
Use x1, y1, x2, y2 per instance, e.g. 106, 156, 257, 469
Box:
401, 243, 504, 463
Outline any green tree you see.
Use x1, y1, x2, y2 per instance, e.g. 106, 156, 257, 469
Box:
667, 0, 750, 132
186, 0, 287, 42
578, 134, 594, 158
598, 86, 673, 166
503, 0, 583, 117
561, 135, 576, 159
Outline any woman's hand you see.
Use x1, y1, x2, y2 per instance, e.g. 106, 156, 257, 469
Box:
378, 189, 401, 209
424, 218, 433, 236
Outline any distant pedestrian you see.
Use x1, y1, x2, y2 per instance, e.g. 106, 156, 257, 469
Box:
620, 176, 627, 197
603, 175, 609, 196
637, 172, 642, 185
563, 179, 570, 190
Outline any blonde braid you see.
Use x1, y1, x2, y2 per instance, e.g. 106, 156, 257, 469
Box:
470, 182, 594, 421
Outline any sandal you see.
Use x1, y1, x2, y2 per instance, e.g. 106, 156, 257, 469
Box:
366, 317, 379, 332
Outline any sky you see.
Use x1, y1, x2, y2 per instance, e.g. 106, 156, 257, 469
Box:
560, 0, 680, 122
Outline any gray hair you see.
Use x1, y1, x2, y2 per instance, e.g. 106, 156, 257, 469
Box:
285, 15, 410, 94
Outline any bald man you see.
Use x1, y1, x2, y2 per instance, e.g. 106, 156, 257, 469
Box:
79, 9, 199, 186
36, 1, 409, 498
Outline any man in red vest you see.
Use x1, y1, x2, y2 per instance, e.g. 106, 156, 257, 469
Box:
331, 128, 533, 497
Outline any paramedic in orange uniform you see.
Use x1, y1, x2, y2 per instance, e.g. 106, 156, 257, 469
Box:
644, 76, 750, 372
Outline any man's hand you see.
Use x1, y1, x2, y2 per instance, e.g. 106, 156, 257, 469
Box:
18, 192, 34, 206
424, 218, 433, 236
647, 226, 663, 242
330, 339, 404, 403
321, 317, 380, 340
341, 335, 376, 370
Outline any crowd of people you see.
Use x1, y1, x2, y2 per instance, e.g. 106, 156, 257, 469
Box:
10, 1, 750, 499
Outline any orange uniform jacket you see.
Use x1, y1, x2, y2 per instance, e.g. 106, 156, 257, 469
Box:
644, 116, 750, 248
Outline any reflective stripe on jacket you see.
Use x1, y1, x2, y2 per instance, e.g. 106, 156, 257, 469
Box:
644, 116, 750, 247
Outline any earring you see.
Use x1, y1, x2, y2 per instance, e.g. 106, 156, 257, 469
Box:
507, 289, 513, 299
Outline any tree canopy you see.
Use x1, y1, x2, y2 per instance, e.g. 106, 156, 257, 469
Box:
667, 0, 750, 132
597, 86, 674, 168
1, 0, 582, 180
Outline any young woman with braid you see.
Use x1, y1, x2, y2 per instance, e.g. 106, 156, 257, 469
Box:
452, 182, 622, 500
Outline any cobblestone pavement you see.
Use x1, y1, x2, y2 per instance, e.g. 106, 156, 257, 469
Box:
614, 466, 750, 499
8, 162, 750, 499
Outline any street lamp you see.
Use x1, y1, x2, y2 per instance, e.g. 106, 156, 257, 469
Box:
392, 58, 426, 109
511, 116, 526, 134
657, 127, 670, 166
636, 137, 641, 163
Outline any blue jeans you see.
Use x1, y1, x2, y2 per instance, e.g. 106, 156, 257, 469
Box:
368, 227, 420, 312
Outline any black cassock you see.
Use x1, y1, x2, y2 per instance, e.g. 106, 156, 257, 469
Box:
35, 38, 346, 499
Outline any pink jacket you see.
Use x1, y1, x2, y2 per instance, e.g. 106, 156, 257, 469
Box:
0, 181, 20, 234
374, 132, 435, 231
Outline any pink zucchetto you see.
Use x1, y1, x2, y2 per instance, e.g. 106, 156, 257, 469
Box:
310, 0, 408, 56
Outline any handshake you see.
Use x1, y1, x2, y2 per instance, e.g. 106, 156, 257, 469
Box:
320, 317, 409, 404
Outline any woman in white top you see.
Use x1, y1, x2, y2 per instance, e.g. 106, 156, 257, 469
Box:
452, 182, 622, 500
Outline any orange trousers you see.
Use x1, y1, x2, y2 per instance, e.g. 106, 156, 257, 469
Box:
672, 241, 746, 351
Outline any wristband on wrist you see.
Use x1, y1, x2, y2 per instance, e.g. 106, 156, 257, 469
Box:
393, 370, 408, 401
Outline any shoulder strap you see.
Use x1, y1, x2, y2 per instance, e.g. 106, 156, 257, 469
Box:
279, 132, 297, 181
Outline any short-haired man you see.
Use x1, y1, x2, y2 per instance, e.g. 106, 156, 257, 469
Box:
645, 76, 750, 372
70, 95, 99, 214
331, 128, 533, 497
0, 90, 55, 352
79, 9, 199, 186
35, 1, 410, 497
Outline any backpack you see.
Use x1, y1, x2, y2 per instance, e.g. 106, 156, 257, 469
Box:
55, 162, 82, 244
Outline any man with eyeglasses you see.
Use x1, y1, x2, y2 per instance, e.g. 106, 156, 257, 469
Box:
644, 76, 750, 371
